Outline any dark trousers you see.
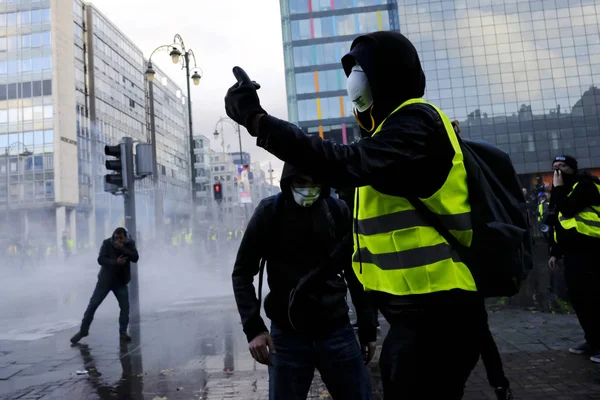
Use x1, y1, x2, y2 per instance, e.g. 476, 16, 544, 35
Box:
564, 252, 600, 349
268, 323, 371, 400
379, 302, 483, 399
480, 308, 509, 389
81, 277, 129, 334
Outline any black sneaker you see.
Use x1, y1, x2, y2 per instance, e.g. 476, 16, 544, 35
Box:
569, 342, 596, 355
495, 387, 514, 400
70, 331, 88, 344
119, 332, 132, 342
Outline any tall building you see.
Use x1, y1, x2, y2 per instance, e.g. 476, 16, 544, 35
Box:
398, 1, 600, 185
229, 151, 250, 166
210, 151, 244, 227
193, 134, 212, 223
279, 0, 400, 143
0, 0, 191, 249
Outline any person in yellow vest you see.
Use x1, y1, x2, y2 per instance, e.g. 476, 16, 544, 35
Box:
225, 31, 488, 399
548, 155, 600, 363
185, 232, 193, 246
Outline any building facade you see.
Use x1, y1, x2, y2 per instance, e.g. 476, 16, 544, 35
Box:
193, 134, 212, 222
279, 0, 400, 143
0, 0, 191, 250
210, 151, 244, 227
398, 0, 600, 186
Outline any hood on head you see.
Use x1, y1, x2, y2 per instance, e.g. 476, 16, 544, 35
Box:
342, 31, 426, 131
280, 162, 330, 198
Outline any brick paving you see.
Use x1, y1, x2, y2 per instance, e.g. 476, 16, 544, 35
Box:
1, 304, 599, 399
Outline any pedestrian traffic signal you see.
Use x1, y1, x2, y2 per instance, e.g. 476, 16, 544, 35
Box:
213, 183, 223, 201
104, 143, 128, 193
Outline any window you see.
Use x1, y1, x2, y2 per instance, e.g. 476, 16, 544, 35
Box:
42, 31, 51, 46
31, 10, 41, 24
42, 56, 51, 70
43, 105, 53, 119
289, 0, 309, 14
41, 9, 50, 23
45, 180, 54, 197
31, 33, 41, 47
291, 19, 311, 40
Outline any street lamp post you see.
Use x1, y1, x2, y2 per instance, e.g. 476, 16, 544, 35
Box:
4, 142, 32, 235
145, 34, 202, 234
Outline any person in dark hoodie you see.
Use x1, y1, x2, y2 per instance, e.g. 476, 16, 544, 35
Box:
548, 155, 600, 363
232, 163, 376, 400
225, 31, 487, 398
70, 227, 139, 344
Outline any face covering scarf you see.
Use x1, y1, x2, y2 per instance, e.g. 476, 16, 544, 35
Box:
291, 185, 321, 207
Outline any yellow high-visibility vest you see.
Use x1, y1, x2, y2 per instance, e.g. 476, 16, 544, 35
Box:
185, 233, 193, 245
67, 240, 75, 250
352, 98, 477, 296
555, 181, 600, 241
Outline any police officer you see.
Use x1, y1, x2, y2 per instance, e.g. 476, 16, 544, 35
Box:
225, 32, 485, 398
548, 155, 600, 363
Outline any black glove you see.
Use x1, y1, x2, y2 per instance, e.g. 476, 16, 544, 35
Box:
224, 67, 267, 135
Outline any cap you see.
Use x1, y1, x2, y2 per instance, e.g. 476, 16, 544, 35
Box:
553, 155, 578, 172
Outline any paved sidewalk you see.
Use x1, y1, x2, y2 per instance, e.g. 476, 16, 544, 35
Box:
1, 301, 599, 399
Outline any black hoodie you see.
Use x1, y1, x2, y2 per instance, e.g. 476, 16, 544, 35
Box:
255, 32, 478, 312
231, 163, 377, 343
549, 172, 600, 258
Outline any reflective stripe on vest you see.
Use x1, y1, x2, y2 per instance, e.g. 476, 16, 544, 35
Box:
538, 202, 544, 222
556, 182, 600, 239
352, 98, 477, 296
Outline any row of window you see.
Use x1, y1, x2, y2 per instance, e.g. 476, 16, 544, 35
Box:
0, 105, 53, 124
0, 129, 56, 148
3, 180, 55, 199
297, 96, 352, 121
92, 11, 144, 68
0, 31, 51, 51
0, 80, 52, 101
293, 41, 351, 67
295, 69, 346, 94
0, 56, 52, 74
291, 11, 390, 41
0, 9, 51, 27
289, 0, 384, 14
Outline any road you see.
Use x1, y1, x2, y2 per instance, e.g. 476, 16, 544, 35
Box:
1, 251, 599, 399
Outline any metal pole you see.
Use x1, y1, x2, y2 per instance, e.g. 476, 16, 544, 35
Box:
148, 78, 162, 239
5, 148, 8, 225
236, 124, 249, 224
184, 52, 197, 228
123, 137, 140, 322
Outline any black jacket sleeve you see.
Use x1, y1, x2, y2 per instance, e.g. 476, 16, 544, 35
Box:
121, 240, 139, 263
257, 108, 453, 197
97, 240, 116, 267
232, 199, 270, 342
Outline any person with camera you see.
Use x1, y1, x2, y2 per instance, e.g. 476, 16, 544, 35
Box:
70, 227, 139, 344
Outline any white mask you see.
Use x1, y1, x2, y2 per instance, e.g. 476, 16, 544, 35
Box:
291, 185, 321, 207
346, 65, 373, 113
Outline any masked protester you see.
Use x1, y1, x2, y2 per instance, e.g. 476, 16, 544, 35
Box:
231, 164, 376, 400
225, 31, 487, 398
548, 155, 600, 363
70, 227, 139, 344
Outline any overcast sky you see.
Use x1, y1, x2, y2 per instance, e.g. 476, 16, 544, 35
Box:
92, 0, 287, 183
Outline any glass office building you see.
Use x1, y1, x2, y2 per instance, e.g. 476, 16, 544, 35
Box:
0, 0, 191, 248
399, 0, 600, 184
280, 0, 400, 143
280, 0, 600, 186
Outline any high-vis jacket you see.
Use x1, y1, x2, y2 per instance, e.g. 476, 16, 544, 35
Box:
352, 98, 477, 297
555, 181, 600, 240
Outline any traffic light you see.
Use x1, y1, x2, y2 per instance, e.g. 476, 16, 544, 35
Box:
213, 183, 223, 201
104, 144, 128, 193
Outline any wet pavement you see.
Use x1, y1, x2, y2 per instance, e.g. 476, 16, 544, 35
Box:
1, 293, 599, 399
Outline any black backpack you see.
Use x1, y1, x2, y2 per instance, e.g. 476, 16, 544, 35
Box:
257, 193, 348, 333
408, 104, 533, 298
